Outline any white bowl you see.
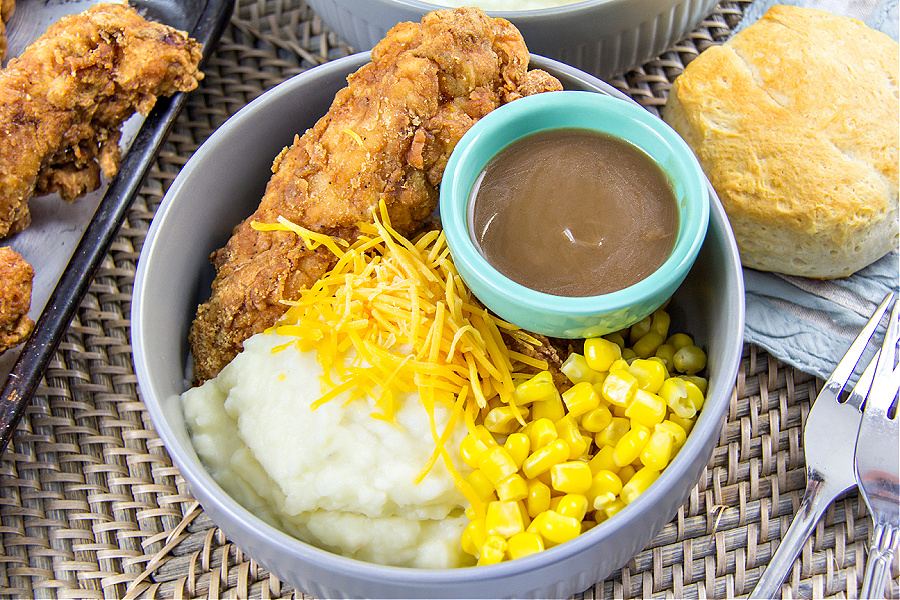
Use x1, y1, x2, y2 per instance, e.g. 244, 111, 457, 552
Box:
306, 0, 720, 80
132, 53, 745, 599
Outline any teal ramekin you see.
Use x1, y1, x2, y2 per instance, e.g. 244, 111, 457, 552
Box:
440, 90, 710, 338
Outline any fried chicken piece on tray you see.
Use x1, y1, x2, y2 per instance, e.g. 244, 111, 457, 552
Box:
0, 2, 203, 238
0, 0, 14, 61
189, 7, 563, 383
0, 246, 34, 354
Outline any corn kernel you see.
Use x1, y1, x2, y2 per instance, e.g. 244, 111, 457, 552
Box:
603, 332, 626, 349
460, 425, 497, 468
581, 405, 613, 433
625, 389, 667, 427
621, 467, 660, 504
479, 446, 519, 485
507, 531, 545, 560
656, 420, 687, 450
683, 379, 705, 412
654, 344, 676, 369
586, 469, 623, 508
561, 381, 601, 417
588, 445, 618, 474
600, 370, 638, 407
608, 358, 630, 373
673, 345, 707, 375
622, 347, 637, 360
658, 377, 696, 420
477, 535, 507, 565
681, 375, 709, 395
461, 518, 487, 557
650, 309, 671, 338
611, 402, 629, 418
556, 493, 589, 521
513, 371, 558, 404
668, 412, 696, 434
613, 422, 650, 466
595, 417, 630, 448
617, 464, 636, 484
525, 479, 551, 518
495, 473, 528, 502
555, 414, 590, 459
465, 469, 496, 503
486, 500, 525, 538
522, 439, 569, 479
484, 405, 529, 434
591, 491, 617, 512
629, 316, 652, 346
525, 511, 547, 535
504, 432, 531, 469
535, 469, 553, 488
603, 498, 627, 520
640, 429, 674, 470
633, 331, 665, 359
538, 510, 582, 545
584, 337, 622, 372
666, 332, 693, 350
628, 359, 667, 393
550, 461, 593, 494
531, 393, 566, 422
561, 353, 602, 385
529, 418, 558, 449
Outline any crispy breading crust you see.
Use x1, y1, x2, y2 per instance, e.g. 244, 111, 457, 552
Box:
0, 246, 33, 353
0, 2, 203, 238
189, 7, 562, 383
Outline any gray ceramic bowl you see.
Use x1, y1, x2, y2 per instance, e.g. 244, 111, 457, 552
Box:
132, 53, 745, 599
306, 0, 720, 80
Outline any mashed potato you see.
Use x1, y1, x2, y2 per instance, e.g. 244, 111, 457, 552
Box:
182, 332, 474, 568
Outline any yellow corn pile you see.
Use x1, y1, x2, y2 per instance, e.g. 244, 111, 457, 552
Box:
460, 312, 707, 565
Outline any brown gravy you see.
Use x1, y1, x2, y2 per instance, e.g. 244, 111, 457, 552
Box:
467, 128, 679, 297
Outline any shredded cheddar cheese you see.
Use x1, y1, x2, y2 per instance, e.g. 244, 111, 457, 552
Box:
250, 202, 548, 520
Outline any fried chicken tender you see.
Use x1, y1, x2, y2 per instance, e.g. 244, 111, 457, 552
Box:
0, 0, 14, 61
0, 2, 203, 238
0, 247, 34, 354
189, 7, 562, 382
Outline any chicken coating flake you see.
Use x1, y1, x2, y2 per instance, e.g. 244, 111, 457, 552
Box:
0, 2, 203, 238
0, 246, 34, 354
189, 7, 563, 383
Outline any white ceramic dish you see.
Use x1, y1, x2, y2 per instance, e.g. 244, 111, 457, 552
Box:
306, 0, 720, 80
131, 53, 745, 599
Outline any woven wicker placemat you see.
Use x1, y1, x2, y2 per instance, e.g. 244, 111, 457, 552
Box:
1, 1, 897, 598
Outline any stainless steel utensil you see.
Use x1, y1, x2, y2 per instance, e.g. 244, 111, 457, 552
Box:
855, 298, 900, 600
749, 293, 895, 599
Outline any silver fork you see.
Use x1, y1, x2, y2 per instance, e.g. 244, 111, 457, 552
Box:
855, 298, 900, 600
750, 293, 895, 599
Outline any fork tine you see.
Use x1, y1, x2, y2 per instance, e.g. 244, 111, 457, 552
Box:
846, 350, 879, 411
866, 297, 900, 415
825, 293, 895, 399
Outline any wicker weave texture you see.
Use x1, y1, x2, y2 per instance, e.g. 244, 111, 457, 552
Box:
0, 1, 897, 598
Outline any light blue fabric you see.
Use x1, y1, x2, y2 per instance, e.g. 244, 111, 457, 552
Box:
744, 253, 899, 382
728, 0, 899, 381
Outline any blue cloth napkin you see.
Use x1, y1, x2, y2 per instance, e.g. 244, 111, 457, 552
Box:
727, 0, 899, 381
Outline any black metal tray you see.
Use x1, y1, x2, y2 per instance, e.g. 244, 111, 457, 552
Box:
0, 0, 234, 451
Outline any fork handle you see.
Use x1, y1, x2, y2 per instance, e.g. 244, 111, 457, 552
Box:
860, 522, 899, 599
749, 477, 840, 599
